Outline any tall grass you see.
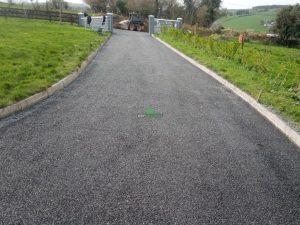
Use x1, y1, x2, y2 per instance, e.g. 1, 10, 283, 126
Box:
158, 27, 300, 129
161, 27, 269, 74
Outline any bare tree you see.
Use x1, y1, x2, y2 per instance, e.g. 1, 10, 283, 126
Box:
30, 0, 41, 10
84, 0, 115, 13
7, 0, 13, 8
183, 0, 201, 24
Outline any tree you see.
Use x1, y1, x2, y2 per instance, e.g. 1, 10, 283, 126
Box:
183, 0, 201, 24
196, 5, 208, 27
274, 4, 300, 45
236, 9, 249, 16
291, 4, 300, 39
50, 0, 68, 10
84, 0, 108, 12
201, 0, 221, 26
7, 0, 13, 8
116, 0, 127, 14
162, 0, 176, 19
155, 0, 159, 17
219, 8, 228, 17
162, 0, 185, 20
30, 0, 41, 10
125, 0, 156, 17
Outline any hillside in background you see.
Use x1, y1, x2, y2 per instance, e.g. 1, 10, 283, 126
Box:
216, 5, 288, 33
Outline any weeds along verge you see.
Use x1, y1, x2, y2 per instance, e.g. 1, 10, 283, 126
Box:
159, 27, 299, 94
160, 27, 270, 73
158, 27, 300, 128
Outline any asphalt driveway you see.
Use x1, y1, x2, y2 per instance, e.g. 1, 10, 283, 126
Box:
0, 29, 299, 224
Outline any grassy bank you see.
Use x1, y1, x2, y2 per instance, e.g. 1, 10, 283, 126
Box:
0, 17, 108, 108
157, 28, 300, 129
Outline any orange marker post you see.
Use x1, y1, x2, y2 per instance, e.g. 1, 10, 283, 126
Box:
238, 33, 245, 60
239, 33, 245, 49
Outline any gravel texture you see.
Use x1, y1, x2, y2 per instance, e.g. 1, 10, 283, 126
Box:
0, 30, 299, 225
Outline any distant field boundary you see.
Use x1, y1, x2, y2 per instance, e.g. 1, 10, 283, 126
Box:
0, 7, 78, 24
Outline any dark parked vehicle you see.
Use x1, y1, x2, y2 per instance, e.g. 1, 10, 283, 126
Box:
128, 12, 144, 31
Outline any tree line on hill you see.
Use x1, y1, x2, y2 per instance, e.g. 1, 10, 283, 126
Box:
84, 0, 222, 27
252, 5, 289, 11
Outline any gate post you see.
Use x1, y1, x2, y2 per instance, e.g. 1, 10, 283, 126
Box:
176, 18, 183, 29
78, 12, 85, 26
149, 15, 155, 35
106, 13, 113, 32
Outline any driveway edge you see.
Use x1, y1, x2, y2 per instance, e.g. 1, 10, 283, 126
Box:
154, 36, 300, 148
0, 33, 111, 119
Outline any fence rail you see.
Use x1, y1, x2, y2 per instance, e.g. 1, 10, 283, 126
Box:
0, 7, 78, 24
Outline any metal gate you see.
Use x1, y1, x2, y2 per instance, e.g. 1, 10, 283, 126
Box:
78, 13, 113, 32
148, 16, 182, 35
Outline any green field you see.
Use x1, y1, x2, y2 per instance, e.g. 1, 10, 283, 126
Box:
158, 29, 300, 129
217, 10, 278, 33
0, 17, 108, 108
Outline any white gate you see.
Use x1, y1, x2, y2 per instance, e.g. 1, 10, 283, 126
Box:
78, 13, 113, 32
154, 19, 177, 33
149, 16, 182, 35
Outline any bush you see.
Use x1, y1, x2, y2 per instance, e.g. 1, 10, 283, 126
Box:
273, 4, 300, 45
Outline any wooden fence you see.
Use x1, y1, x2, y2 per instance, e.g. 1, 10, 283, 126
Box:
0, 7, 79, 24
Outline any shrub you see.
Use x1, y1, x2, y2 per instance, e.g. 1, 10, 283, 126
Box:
273, 4, 300, 45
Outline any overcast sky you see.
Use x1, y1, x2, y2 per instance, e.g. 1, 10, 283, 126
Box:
5, 0, 300, 9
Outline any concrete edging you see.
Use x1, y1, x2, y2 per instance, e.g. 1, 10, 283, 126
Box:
154, 36, 300, 148
0, 33, 111, 119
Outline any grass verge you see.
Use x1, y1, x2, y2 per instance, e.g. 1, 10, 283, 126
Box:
157, 29, 300, 130
0, 17, 108, 108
